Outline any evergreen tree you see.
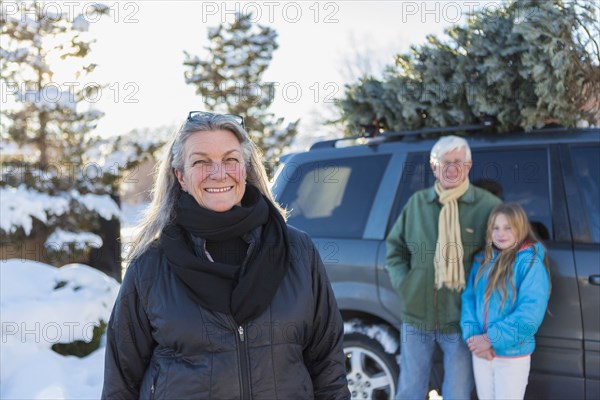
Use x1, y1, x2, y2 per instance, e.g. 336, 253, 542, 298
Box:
183, 13, 298, 167
0, 1, 126, 279
338, 0, 599, 134
1, 0, 109, 167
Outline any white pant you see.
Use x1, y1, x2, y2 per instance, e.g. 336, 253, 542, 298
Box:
472, 354, 531, 400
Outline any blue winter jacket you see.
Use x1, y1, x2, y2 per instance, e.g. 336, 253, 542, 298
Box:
460, 243, 550, 357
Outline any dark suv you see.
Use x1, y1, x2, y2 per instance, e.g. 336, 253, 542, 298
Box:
271, 126, 600, 400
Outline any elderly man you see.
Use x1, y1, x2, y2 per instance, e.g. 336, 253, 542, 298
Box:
386, 135, 501, 399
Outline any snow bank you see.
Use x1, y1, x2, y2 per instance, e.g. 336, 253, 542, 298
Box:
0, 259, 120, 399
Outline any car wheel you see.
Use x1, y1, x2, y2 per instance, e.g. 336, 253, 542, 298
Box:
344, 333, 399, 400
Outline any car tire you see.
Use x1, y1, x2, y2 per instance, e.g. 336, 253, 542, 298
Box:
344, 333, 399, 400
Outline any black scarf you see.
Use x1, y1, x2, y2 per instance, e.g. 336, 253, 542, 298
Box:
160, 185, 290, 325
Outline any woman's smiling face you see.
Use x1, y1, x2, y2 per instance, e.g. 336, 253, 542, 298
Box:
174, 129, 247, 212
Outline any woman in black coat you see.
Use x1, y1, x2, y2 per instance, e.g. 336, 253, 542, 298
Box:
101, 112, 349, 400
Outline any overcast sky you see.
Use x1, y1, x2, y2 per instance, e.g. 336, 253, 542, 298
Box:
51, 1, 476, 143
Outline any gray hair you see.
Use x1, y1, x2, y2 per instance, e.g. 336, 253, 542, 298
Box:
127, 114, 285, 263
430, 135, 472, 165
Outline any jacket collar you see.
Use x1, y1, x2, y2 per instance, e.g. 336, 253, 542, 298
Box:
426, 182, 476, 203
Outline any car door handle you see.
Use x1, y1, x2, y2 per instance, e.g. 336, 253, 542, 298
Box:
589, 275, 600, 285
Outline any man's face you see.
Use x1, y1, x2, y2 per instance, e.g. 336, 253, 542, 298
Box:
431, 147, 472, 189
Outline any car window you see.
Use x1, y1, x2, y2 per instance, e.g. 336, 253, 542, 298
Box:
471, 148, 552, 240
398, 152, 435, 209
277, 155, 390, 238
569, 145, 600, 243
390, 147, 552, 240
387, 152, 435, 230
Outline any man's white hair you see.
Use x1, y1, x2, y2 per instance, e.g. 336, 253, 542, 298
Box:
430, 135, 472, 164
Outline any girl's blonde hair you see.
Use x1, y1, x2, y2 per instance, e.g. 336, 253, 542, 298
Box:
126, 114, 285, 263
476, 203, 551, 309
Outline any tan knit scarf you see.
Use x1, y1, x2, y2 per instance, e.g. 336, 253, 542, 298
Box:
434, 179, 470, 291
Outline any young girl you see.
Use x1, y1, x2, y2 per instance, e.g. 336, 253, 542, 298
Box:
461, 203, 551, 400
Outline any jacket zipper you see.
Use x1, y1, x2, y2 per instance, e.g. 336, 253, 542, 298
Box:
233, 319, 251, 399
150, 365, 160, 400
229, 236, 254, 399
238, 241, 254, 399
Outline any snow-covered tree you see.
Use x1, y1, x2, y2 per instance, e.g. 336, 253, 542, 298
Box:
0, 1, 127, 278
0, 0, 110, 166
338, 0, 599, 134
183, 13, 298, 166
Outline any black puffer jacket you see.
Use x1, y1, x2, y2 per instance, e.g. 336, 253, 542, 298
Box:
102, 226, 349, 399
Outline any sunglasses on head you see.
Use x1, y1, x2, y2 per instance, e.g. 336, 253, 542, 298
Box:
187, 111, 245, 128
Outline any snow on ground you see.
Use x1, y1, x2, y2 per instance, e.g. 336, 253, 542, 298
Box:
0, 260, 119, 399
0, 201, 149, 399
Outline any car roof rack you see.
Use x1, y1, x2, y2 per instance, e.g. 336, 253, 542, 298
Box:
310, 122, 493, 150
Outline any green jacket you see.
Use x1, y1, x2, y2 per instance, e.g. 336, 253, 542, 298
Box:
386, 184, 501, 333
